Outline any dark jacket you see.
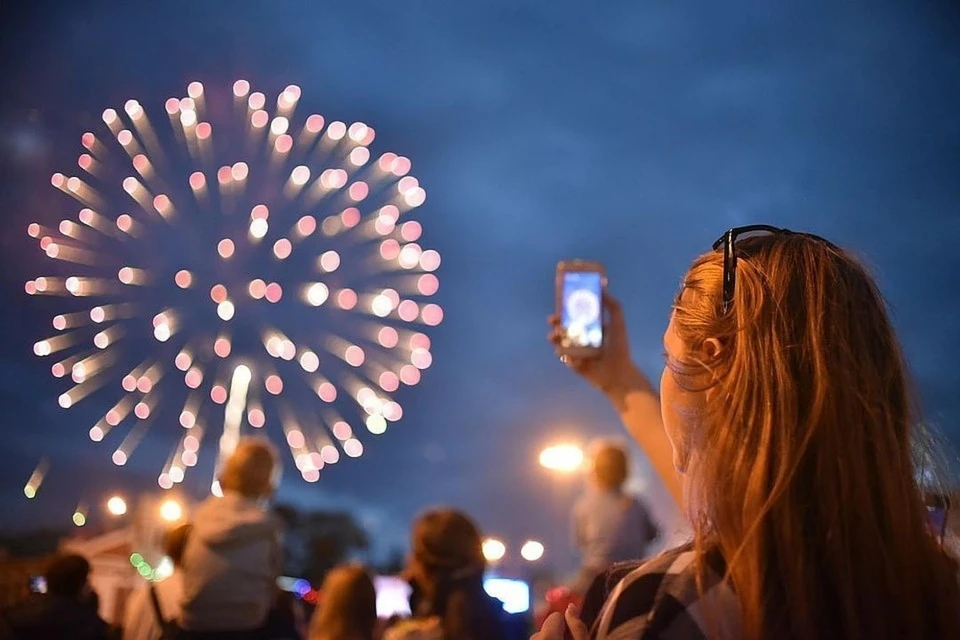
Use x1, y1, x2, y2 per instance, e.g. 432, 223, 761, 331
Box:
1, 593, 108, 640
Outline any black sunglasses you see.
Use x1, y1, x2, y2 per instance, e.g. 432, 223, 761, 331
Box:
712, 225, 835, 314
712, 225, 791, 314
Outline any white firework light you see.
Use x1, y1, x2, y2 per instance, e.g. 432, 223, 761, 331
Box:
25, 80, 442, 492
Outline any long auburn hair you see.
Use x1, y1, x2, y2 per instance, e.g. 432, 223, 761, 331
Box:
670, 233, 959, 639
309, 564, 377, 640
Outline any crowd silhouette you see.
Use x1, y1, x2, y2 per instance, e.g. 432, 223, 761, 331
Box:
3, 227, 959, 640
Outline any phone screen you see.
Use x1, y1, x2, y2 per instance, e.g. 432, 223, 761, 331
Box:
373, 576, 412, 618
561, 271, 604, 350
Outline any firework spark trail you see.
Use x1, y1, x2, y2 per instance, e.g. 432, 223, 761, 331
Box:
26, 81, 442, 497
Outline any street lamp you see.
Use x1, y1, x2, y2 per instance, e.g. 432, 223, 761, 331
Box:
520, 540, 545, 562
482, 537, 507, 562
106, 496, 128, 516
159, 499, 184, 523
539, 444, 584, 473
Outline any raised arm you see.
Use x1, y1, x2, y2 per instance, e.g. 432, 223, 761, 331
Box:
550, 293, 683, 507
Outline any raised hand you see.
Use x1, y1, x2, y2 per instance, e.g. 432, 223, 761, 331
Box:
549, 292, 646, 399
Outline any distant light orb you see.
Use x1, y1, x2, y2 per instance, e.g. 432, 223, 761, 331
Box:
366, 415, 387, 434
319, 251, 340, 272
175, 270, 192, 288
273, 238, 292, 260
411, 348, 433, 370
249, 218, 269, 239
265, 375, 284, 395
521, 540, 545, 562
349, 147, 370, 166
482, 538, 506, 562
397, 300, 419, 322
217, 300, 235, 321
343, 438, 363, 458
327, 121, 346, 140
265, 282, 283, 303
154, 323, 171, 342
377, 327, 399, 348
214, 337, 232, 358
380, 239, 401, 261
421, 303, 444, 326
344, 346, 365, 367
248, 408, 266, 428
299, 351, 320, 372
291, 166, 311, 187
210, 284, 228, 303
270, 116, 289, 136
296, 215, 316, 236
210, 384, 228, 404
316, 382, 337, 403
107, 496, 128, 516
337, 288, 358, 310
217, 238, 235, 259
379, 371, 400, 392
371, 294, 393, 317
418, 274, 440, 296
249, 279, 267, 299
159, 499, 183, 522
400, 365, 421, 386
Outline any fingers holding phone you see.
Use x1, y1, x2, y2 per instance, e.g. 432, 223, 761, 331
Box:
551, 262, 636, 394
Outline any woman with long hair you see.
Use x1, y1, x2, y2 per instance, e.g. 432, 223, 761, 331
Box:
308, 564, 377, 640
536, 227, 960, 639
386, 508, 508, 640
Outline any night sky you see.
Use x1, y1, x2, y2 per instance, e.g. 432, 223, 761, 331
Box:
1, 1, 959, 572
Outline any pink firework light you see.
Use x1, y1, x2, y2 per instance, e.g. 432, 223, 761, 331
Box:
26, 80, 442, 498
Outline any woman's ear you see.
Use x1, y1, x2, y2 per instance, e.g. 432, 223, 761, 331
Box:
702, 337, 722, 361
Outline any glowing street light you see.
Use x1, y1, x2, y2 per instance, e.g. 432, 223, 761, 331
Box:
539, 444, 584, 473
106, 496, 128, 516
482, 537, 506, 562
520, 540, 545, 562
159, 499, 183, 522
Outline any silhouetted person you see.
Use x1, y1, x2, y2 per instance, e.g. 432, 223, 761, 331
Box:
570, 439, 659, 594
385, 508, 508, 640
1, 554, 108, 640
179, 438, 283, 638
308, 564, 376, 640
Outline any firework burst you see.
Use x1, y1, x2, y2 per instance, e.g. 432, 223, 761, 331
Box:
25, 80, 442, 494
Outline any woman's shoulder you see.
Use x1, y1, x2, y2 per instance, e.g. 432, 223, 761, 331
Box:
592, 543, 739, 639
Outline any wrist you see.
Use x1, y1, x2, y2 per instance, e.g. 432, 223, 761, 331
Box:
602, 365, 652, 411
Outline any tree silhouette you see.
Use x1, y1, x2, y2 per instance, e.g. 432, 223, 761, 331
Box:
273, 504, 370, 585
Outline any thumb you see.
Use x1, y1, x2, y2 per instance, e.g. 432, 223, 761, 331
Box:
532, 611, 566, 639
565, 604, 589, 640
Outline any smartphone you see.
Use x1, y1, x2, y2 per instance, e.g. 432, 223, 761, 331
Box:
373, 575, 412, 618
556, 260, 606, 357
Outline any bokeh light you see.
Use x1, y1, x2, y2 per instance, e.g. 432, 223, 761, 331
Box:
26, 81, 442, 504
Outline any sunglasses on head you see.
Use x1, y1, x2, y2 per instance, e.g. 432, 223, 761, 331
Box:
712, 225, 833, 314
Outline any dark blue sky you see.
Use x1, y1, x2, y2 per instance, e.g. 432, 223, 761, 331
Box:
1, 1, 959, 570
